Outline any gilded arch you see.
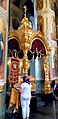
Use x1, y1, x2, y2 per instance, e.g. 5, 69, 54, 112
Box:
29, 31, 51, 93
29, 30, 51, 55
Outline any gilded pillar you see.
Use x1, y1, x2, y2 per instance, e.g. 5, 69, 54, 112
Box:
44, 54, 51, 93
23, 49, 30, 76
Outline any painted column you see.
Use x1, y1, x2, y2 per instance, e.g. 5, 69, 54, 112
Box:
0, 0, 9, 119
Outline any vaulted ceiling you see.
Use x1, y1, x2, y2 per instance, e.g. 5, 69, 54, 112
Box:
10, 0, 58, 18
10, 0, 34, 16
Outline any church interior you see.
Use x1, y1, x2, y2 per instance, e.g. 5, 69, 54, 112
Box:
0, 0, 58, 119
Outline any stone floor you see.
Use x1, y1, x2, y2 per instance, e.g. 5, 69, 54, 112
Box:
5, 99, 58, 119
30, 102, 58, 119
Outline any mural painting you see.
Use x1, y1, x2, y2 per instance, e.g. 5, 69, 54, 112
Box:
0, 18, 6, 80
52, 48, 58, 77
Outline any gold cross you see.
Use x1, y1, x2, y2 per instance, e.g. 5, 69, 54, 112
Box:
24, 5, 27, 17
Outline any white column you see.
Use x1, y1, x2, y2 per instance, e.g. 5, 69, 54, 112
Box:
35, 56, 44, 91
48, 16, 51, 41
35, 56, 42, 80
33, 0, 37, 31
43, 15, 46, 38
30, 57, 35, 76
29, 16, 34, 30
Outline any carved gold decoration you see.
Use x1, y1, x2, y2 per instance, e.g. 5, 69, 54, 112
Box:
19, 59, 23, 68
44, 80, 51, 94
44, 55, 51, 93
16, 6, 33, 75
7, 57, 11, 67
18, 59, 23, 74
